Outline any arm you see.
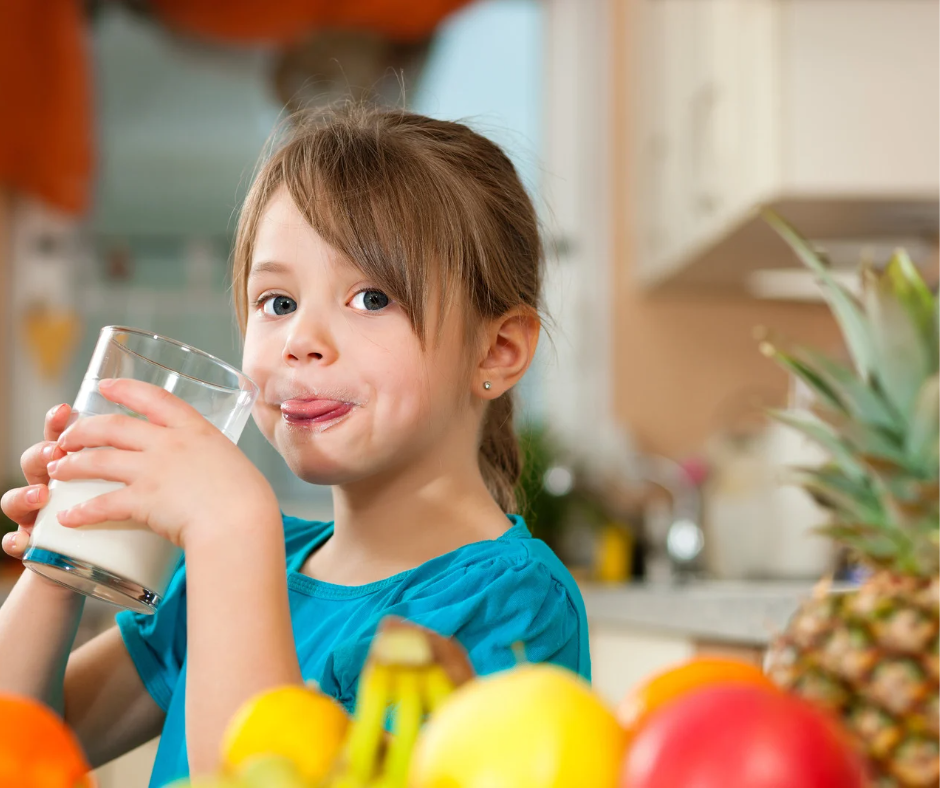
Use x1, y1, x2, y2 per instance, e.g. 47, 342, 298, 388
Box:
184, 509, 302, 774
0, 575, 165, 769
64, 626, 166, 768
0, 570, 84, 712
46, 380, 305, 775
0, 402, 80, 711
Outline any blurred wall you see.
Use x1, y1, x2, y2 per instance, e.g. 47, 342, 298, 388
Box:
609, 0, 842, 459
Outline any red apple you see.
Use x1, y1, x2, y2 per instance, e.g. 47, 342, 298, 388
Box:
620, 683, 868, 788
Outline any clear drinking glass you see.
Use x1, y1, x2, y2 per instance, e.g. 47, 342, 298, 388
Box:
23, 326, 259, 614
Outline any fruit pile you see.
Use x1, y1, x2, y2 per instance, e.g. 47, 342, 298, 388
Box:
0, 619, 900, 788
153, 620, 871, 788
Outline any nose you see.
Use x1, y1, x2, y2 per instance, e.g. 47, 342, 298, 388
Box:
282, 307, 338, 366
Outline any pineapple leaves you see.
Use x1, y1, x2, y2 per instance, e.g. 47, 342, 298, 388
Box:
793, 347, 904, 434
762, 341, 904, 434
768, 410, 867, 481
814, 524, 898, 562
863, 267, 933, 420
763, 210, 876, 381
884, 249, 938, 367
809, 405, 908, 467
906, 375, 940, 477
761, 213, 940, 576
790, 465, 884, 524
760, 344, 845, 413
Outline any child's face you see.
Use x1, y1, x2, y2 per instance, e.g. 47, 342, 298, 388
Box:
242, 188, 479, 486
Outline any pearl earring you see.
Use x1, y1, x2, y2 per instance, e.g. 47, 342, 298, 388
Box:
483, 381, 492, 391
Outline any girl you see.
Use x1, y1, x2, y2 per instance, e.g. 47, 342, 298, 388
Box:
0, 106, 589, 787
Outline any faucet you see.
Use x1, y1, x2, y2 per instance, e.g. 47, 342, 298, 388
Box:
637, 455, 704, 583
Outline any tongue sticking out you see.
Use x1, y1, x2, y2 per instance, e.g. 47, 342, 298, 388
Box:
282, 400, 350, 421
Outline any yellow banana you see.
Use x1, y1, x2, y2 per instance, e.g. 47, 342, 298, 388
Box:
325, 622, 467, 788
382, 669, 424, 788
343, 663, 392, 783
422, 665, 454, 713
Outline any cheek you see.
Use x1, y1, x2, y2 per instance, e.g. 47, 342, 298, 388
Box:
241, 326, 272, 380
376, 349, 464, 428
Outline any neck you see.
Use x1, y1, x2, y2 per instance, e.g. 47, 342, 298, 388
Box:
325, 441, 511, 576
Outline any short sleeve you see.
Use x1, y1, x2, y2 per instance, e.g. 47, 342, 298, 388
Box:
318, 558, 585, 712
115, 558, 188, 712
415, 558, 583, 675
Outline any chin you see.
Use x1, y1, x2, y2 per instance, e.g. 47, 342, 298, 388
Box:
282, 451, 367, 487
292, 466, 359, 486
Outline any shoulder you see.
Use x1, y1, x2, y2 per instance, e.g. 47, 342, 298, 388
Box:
395, 516, 590, 677
313, 517, 591, 712
405, 517, 583, 607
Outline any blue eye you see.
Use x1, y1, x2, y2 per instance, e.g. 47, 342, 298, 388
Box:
350, 290, 391, 312
261, 295, 296, 316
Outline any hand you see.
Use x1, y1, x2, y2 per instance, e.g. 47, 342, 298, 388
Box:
1, 404, 72, 559
46, 378, 278, 550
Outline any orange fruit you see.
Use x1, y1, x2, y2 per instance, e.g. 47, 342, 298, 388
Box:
0, 694, 93, 787
617, 656, 777, 736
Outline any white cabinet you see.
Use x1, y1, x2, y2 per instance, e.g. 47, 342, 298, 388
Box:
590, 625, 694, 707
589, 622, 767, 708
631, 0, 940, 292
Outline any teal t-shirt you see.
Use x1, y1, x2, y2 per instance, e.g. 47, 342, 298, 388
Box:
115, 513, 590, 788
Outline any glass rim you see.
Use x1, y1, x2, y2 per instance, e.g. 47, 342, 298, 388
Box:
100, 325, 259, 397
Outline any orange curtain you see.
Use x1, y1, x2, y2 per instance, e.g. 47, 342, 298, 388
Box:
151, 0, 473, 43
0, 0, 473, 216
0, 0, 93, 215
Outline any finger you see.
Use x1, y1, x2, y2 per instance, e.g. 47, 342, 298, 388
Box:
56, 487, 138, 530
57, 413, 158, 454
43, 403, 74, 443
21, 441, 67, 487
0, 484, 48, 527
48, 449, 143, 486
98, 378, 207, 430
2, 528, 31, 559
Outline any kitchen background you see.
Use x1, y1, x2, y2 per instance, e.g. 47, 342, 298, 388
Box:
0, 0, 937, 783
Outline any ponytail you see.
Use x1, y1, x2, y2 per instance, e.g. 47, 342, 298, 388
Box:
478, 392, 521, 513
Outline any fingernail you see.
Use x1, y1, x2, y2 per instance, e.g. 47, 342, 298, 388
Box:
47, 460, 59, 474
4, 533, 15, 551
26, 487, 41, 504
99, 379, 115, 390
42, 445, 53, 460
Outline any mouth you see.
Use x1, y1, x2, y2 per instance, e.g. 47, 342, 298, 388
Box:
280, 398, 355, 430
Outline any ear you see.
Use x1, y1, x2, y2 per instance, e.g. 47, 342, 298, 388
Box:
476, 307, 541, 398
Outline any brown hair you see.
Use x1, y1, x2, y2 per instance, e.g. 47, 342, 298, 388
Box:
232, 105, 543, 513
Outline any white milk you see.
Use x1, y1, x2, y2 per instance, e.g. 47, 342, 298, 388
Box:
29, 479, 182, 596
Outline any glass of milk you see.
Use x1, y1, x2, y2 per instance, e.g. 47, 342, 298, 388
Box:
22, 326, 259, 614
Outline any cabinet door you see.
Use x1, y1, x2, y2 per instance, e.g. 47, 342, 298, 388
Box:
632, 0, 669, 279
634, 0, 698, 282
590, 625, 694, 707
685, 0, 776, 244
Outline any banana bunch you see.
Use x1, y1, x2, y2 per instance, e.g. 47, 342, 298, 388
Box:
324, 618, 474, 788
167, 618, 473, 788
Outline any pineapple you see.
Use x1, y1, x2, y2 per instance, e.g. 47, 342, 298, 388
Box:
759, 211, 939, 788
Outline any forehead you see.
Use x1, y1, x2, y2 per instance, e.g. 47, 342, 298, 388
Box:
249, 189, 344, 275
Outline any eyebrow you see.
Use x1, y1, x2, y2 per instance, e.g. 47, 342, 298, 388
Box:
248, 261, 291, 279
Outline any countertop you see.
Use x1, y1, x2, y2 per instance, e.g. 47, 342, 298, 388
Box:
2, 569, 846, 649
579, 579, 848, 646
